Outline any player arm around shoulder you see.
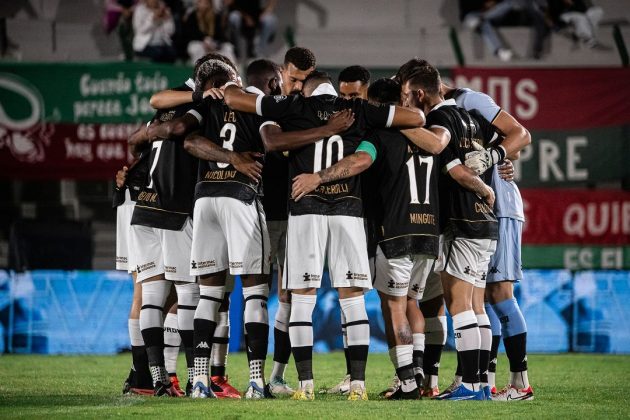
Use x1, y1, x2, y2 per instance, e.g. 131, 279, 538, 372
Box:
401, 125, 450, 155
291, 141, 376, 201
183, 132, 263, 182
260, 109, 355, 152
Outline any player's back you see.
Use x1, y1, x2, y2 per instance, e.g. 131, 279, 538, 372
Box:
367, 128, 440, 258
431, 101, 498, 239
132, 88, 198, 231
194, 99, 266, 204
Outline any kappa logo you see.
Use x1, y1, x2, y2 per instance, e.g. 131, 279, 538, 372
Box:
273, 95, 287, 103
489, 266, 500, 274
0, 73, 54, 163
196, 341, 210, 349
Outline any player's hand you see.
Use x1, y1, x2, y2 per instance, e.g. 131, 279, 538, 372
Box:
232, 151, 263, 182
498, 158, 515, 181
325, 109, 355, 136
482, 185, 495, 208
203, 88, 224, 100
465, 142, 505, 175
115, 166, 128, 189
291, 173, 322, 202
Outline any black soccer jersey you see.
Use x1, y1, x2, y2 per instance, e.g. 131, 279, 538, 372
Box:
190, 97, 267, 203
257, 88, 395, 217
261, 150, 289, 221
366, 129, 440, 259
131, 84, 198, 231
428, 99, 498, 240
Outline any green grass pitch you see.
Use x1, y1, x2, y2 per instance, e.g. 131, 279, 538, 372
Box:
1, 352, 628, 419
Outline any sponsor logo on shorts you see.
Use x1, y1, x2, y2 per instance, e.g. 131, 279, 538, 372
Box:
411, 284, 421, 293
499, 315, 509, 324
191, 260, 216, 270
387, 279, 409, 289
480, 272, 487, 281
464, 266, 471, 274
165, 265, 177, 273
346, 271, 369, 281
136, 261, 156, 273
116, 256, 127, 263
303, 273, 321, 282
229, 261, 243, 269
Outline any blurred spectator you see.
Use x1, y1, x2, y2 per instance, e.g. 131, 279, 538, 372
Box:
461, 0, 550, 61
103, 0, 136, 61
132, 0, 178, 62
547, 0, 605, 48
226, 0, 277, 59
181, 0, 236, 64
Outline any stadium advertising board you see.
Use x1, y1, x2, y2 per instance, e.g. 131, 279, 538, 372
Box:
0, 63, 190, 179
521, 189, 630, 269
452, 67, 630, 188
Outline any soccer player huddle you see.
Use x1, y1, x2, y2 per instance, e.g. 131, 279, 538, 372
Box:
114, 46, 534, 402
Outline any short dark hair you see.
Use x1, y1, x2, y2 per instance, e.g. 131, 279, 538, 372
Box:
367, 78, 401, 106
284, 47, 316, 71
395, 57, 430, 84
405, 62, 441, 96
303, 70, 332, 92
338, 65, 371, 85
194, 52, 238, 80
195, 60, 233, 90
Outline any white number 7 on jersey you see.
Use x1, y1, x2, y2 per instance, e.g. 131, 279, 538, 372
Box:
406, 155, 433, 204
147, 140, 163, 189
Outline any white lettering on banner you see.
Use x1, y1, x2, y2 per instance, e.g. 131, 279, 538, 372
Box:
77, 124, 96, 141
453, 75, 539, 121
566, 136, 588, 181
602, 248, 623, 269
79, 73, 131, 97
64, 138, 93, 161
96, 143, 125, 161
539, 140, 564, 181
564, 248, 593, 270
125, 93, 154, 117
134, 72, 168, 93
564, 247, 624, 270
515, 79, 538, 120
563, 201, 630, 238
73, 99, 122, 120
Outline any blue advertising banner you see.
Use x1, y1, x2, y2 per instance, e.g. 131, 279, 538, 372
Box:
1, 270, 629, 355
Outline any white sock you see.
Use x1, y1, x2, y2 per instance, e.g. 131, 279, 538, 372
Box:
163, 312, 180, 375
128, 319, 144, 346
452, 310, 480, 392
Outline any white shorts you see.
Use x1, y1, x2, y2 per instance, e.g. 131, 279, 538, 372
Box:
190, 197, 270, 276
373, 245, 435, 300
283, 214, 372, 290
130, 219, 194, 283
442, 234, 497, 288
487, 218, 523, 283
115, 191, 135, 272
420, 270, 443, 302
267, 219, 287, 267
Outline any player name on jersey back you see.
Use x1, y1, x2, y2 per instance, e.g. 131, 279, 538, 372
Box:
367, 128, 440, 259
131, 85, 197, 231
193, 100, 265, 204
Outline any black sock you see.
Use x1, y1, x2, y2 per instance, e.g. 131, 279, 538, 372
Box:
293, 346, 313, 381
245, 322, 269, 361
344, 347, 352, 376
131, 345, 152, 388
479, 348, 490, 384
455, 351, 463, 377
412, 349, 424, 385
459, 349, 480, 385
193, 319, 216, 360
489, 335, 500, 375
273, 327, 292, 364
423, 344, 443, 379
504, 332, 528, 372
348, 345, 369, 381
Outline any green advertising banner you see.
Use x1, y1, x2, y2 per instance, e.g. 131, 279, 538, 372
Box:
523, 245, 630, 270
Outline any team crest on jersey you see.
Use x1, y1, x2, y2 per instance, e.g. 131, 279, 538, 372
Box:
273, 95, 287, 103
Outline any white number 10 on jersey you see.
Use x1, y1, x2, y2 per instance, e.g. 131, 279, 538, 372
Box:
313, 135, 344, 172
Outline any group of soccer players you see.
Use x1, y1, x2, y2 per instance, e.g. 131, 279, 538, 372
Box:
114, 45, 534, 401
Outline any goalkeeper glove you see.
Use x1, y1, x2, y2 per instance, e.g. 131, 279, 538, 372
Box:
464, 142, 506, 175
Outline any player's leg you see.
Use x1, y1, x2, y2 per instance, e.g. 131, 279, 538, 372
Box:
125, 273, 154, 394
486, 218, 533, 401
163, 291, 182, 395
211, 289, 241, 398
285, 214, 327, 401
221, 197, 271, 399
267, 220, 295, 396
131, 224, 179, 396
419, 274, 446, 397
173, 280, 199, 397
189, 197, 228, 398
434, 238, 484, 401
329, 215, 372, 401
485, 298, 501, 395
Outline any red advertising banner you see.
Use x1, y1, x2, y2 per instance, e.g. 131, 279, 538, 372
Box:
451, 68, 630, 130
0, 122, 137, 180
522, 189, 630, 245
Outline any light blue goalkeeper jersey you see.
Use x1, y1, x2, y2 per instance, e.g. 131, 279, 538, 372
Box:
452, 87, 525, 221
